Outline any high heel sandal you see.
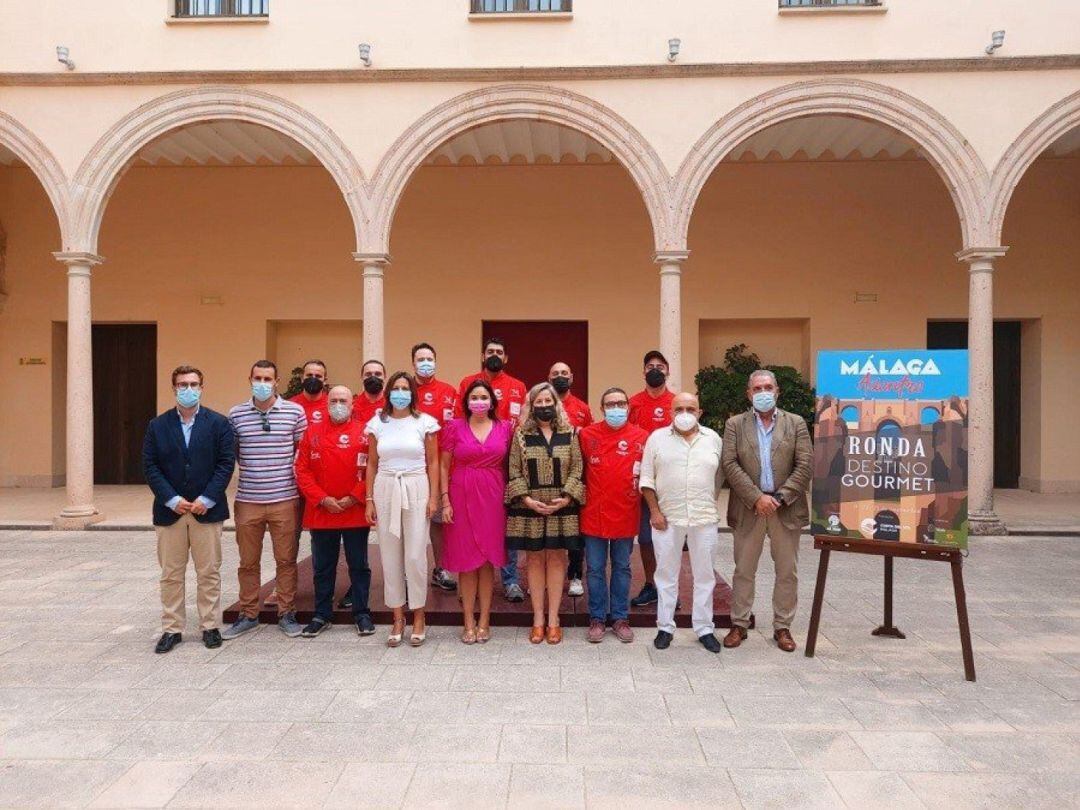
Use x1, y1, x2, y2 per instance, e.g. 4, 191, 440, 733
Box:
461, 627, 477, 645
476, 626, 491, 644
387, 619, 405, 648
410, 625, 427, 647
529, 625, 545, 644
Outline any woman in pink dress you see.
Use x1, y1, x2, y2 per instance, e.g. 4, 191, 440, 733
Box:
439, 379, 514, 644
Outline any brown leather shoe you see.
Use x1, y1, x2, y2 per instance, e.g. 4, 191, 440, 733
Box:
529, 625, 545, 644
546, 625, 563, 645
773, 628, 797, 652
611, 620, 634, 644
723, 626, 748, 648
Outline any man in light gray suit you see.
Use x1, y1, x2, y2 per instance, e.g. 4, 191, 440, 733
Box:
721, 369, 812, 652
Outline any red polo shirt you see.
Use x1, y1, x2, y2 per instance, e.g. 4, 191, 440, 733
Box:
579, 421, 649, 538
289, 391, 329, 432
628, 388, 675, 434
351, 392, 383, 428
455, 370, 527, 423
416, 376, 458, 427
560, 393, 594, 429
294, 417, 370, 529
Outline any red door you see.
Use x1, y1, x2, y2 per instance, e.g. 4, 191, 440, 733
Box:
481, 320, 589, 401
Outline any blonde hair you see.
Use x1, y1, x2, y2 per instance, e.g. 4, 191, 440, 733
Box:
520, 381, 573, 433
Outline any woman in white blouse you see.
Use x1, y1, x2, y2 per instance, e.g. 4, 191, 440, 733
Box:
365, 371, 441, 647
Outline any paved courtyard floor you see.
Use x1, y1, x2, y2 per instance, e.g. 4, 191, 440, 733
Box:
0, 530, 1076, 809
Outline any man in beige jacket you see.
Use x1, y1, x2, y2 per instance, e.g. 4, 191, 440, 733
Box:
721, 369, 812, 652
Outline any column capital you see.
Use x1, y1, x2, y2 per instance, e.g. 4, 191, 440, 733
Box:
955, 246, 1008, 268
53, 251, 105, 271
653, 250, 690, 266
352, 252, 391, 266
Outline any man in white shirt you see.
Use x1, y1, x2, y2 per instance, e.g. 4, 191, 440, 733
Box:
639, 392, 725, 654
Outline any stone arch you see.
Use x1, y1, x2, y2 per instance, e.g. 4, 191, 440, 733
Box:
987, 89, 1080, 246
69, 86, 367, 253
672, 79, 990, 249
365, 84, 677, 254
0, 110, 72, 246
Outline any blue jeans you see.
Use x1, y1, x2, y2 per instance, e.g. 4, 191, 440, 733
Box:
584, 536, 633, 622
501, 551, 521, 589
311, 527, 371, 621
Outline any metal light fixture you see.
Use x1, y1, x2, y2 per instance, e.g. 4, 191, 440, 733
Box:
985, 30, 1005, 55
358, 43, 372, 67
668, 38, 681, 63
56, 45, 75, 71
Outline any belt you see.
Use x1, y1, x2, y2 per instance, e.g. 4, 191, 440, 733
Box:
386, 469, 426, 538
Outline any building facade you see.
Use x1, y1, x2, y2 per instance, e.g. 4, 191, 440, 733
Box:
1, 0, 1078, 532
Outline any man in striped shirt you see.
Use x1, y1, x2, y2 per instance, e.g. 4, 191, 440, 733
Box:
222, 360, 308, 639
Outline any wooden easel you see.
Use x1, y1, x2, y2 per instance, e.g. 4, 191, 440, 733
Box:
804, 535, 976, 682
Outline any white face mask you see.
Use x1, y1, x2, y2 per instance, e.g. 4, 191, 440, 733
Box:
673, 412, 698, 432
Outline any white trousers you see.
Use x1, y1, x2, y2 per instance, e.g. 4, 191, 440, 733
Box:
653, 523, 719, 637
374, 470, 430, 610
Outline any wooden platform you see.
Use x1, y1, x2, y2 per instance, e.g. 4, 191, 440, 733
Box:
223, 545, 749, 629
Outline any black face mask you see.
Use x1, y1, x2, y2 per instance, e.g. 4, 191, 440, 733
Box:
484, 356, 504, 374
551, 377, 571, 394
645, 368, 667, 389
363, 376, 384, 396
302, 377, 324, 395
533, 405, 556, 423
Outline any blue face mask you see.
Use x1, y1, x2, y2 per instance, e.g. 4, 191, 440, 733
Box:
415, 360, 436, 377
389, 390, 412, 410
176, 387, 201, 409
251, 382, 274, 402
604, 407, 629, 429
752, 391, 777, 413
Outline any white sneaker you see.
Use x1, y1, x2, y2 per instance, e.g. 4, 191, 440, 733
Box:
568, 578, 584, 597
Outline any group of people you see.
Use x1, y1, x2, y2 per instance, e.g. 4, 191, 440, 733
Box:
143, 337, 812, 656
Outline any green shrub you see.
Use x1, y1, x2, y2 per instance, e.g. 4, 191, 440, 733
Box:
695, 344, 816, 433
283, 366, 304, 400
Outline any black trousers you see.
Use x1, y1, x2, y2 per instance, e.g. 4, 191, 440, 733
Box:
567, 548, 584, 580
311, 527, 371, 621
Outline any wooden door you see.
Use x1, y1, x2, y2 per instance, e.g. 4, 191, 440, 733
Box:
92, 324, 158, 484
926, 320, 1021, 489
481, 320, 589, 401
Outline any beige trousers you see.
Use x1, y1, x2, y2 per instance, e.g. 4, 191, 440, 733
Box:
374, 469, 430, 610
156, 512, 223, 633
731, 512, 801, 631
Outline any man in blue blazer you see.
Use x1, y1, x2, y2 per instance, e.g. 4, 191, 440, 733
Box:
143, 365, 236, 653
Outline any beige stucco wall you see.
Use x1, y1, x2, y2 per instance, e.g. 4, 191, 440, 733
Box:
3, 0, 1078, 73
1, 153, 1077, 489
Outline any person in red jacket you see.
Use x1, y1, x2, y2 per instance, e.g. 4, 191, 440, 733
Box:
294, 384, 375, 637
352, 359, 386, 426
549, 361, 593, 598
627, 349, 676, 609
413, 341, 459, 593
457, 337, 528, 602
289, 359, 330, 430
579, 387, 648, 643
455, 337, 527, 425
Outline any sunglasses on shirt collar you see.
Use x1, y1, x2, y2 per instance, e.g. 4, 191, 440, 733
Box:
259, 411, 271, 433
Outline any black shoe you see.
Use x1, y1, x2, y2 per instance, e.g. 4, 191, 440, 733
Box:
301, 617, 330, 638
337, 593, 353, 610
154, 632, 182, 654
355, 614, 376, 636
202, 629, 222, 649
653, 630, 673, 650
698, 633, 722, 654
631, 583, 658, 607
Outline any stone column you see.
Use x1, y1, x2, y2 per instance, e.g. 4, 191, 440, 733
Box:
654, 250, 689, 392
52, 251, 105, 529
353, 252, 390, 362
956, 246, 1009, 536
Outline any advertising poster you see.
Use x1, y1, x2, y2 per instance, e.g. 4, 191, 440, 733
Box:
811, 350, 969, 549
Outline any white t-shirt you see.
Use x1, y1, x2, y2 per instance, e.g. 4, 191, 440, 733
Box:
366, 412, 440, 473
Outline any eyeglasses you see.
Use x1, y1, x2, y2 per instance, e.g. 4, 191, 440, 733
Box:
175, 383, 201, 391
259, 412, 271, 433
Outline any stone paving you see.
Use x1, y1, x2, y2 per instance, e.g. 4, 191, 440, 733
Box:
0, 529, 1076, 808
